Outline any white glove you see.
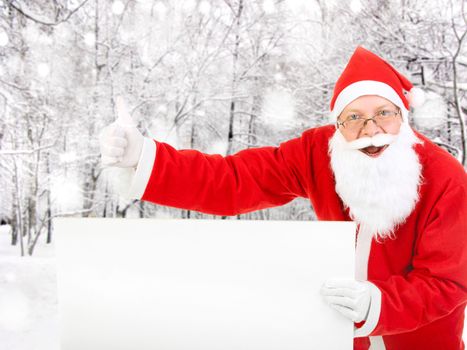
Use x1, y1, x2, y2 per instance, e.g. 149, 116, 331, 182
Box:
99, 97, 144, 168
321, 279, 372, 323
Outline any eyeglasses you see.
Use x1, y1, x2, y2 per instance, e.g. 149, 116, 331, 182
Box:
336, 109, 401, 133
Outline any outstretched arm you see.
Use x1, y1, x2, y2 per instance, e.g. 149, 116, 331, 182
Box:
128, 136, 311, 216
99, 98, 312, 216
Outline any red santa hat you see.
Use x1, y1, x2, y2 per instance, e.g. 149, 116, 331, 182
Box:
329, 46, 425, 123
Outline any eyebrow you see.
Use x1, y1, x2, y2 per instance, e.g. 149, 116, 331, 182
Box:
344, 104, 394, 114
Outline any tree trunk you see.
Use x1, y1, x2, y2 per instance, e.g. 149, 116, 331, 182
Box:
10, 194, 18, 246
451, 28, 467, 166
13, 158, 24, 256
83, 0, 104, 216
226, 0, 243, 157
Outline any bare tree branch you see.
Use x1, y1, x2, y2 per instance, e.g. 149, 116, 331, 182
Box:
0, 143, 55, 156
6, 0, 90, 26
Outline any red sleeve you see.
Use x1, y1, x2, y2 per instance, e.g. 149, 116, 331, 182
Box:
141, 135, 310, 216
370, 183, 467, 335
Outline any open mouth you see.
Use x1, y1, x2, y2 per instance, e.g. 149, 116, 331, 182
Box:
360, 145, 388, 158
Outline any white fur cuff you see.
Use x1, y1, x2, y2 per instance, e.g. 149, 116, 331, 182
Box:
354, 281, 382, 338
127, 138, 157, 199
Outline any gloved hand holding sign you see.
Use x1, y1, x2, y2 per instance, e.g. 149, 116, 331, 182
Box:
321, 278, 372, 323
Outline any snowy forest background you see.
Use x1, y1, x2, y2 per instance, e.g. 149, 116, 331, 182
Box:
0, 0, 466, 348
0, 0, 466, 257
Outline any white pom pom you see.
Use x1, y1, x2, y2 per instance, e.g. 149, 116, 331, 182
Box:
408, 87, 425, 108
411, 91, 447, 129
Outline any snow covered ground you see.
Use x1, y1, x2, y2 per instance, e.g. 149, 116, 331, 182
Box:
0, 225, 59, 350
0, 224, 465, 349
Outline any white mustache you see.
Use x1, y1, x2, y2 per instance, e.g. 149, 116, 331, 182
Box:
345, 133, 398, 150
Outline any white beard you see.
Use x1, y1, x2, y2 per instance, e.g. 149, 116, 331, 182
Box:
328, 123, 423, 240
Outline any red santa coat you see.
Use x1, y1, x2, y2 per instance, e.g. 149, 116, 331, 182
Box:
129, 124, 467, 350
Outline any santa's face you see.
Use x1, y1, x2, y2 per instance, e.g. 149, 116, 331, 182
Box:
337, 95, 403, 158
329, 97, 422, 240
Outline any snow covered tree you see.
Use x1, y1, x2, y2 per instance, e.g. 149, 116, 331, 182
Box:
0, 0, 464, 255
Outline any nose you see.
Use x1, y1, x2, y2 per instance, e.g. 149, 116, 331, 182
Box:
360, 119, 381, 137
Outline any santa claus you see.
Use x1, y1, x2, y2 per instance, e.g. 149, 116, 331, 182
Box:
99, 46, 467, 350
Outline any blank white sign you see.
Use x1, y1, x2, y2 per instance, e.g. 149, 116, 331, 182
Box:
54, 218, 355, 350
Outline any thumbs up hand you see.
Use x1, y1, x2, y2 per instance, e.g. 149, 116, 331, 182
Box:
115, 96, 136, 127
99, 97, 144, 168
